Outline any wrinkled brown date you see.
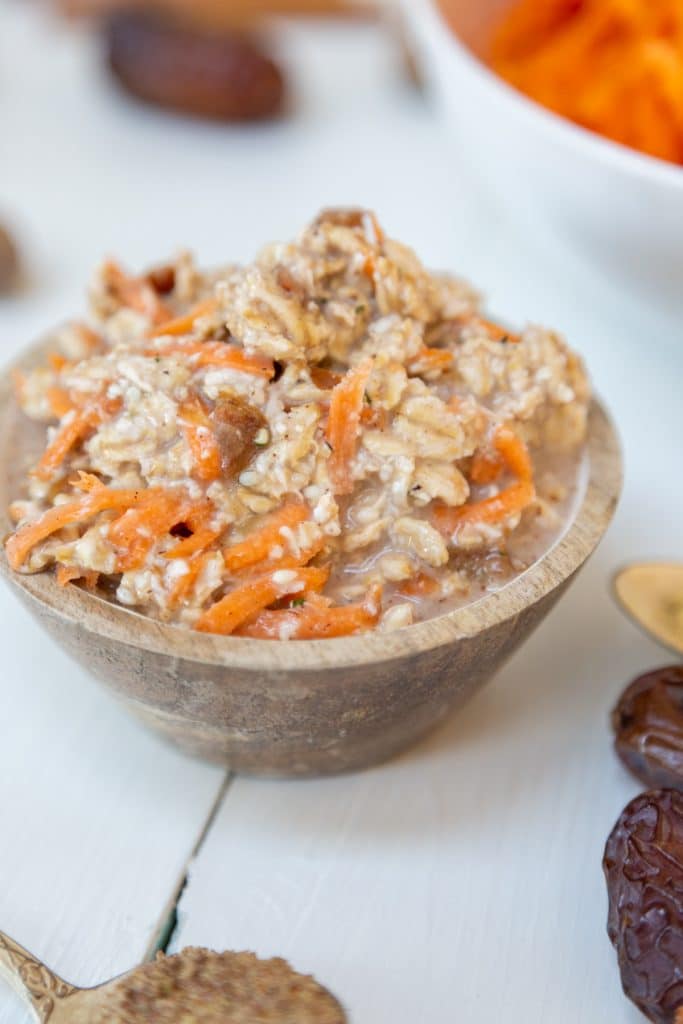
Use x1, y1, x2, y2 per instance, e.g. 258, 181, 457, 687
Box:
603, 790, 683, 1023
210, 395, 267, 479
612, 666, 683, 791
0, 225, 19, 294
106, 11, 285, 122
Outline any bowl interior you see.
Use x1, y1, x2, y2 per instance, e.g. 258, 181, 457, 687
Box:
0, 340, 622, 674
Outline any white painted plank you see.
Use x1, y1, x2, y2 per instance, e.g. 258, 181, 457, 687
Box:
0, 579, 225, 1022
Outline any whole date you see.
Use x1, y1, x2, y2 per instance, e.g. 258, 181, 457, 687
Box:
603, 789, 683, 1023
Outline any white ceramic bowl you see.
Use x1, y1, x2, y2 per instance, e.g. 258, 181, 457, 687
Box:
403, 0, 683, 314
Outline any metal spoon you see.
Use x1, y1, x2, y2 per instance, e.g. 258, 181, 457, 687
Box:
0, 931, 346, 1023
613, 562, 683, 656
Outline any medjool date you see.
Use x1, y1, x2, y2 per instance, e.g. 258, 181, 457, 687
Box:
106, 10, 285, 122
210, 395, 268, 479
603, 789, 683, 1023
612, 666, 683, 790
0, 225, 19, 294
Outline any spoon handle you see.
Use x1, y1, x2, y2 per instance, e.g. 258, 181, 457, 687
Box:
0, 932, 75, 1022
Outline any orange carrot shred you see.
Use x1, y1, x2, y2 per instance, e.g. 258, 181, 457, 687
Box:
407, 346, 454, 375
326, 357, 374, 495
196, 566, 330, 636
46, 387, 75, 419
469, 449, 505, 485
148, 339, 274, 378
108, 489, 198, 571
5, 484, 144, 571
32, 396, 121, 481
32, 408, 99, 481
103, 260, 172, 325
489, 0, 683, 166
168, 552, 213, 609
165, 526, 224, 560
48, 351, 70, 373
179, 397, 222, 483
56, 565, 99, 590
223, 501, 309, 574
238, 582, 382, 640
148, 297, 218, 339
476, 316, 519, 344
398, 573, 439, 598
434, 425, 535, 537
234, 533, 326, 576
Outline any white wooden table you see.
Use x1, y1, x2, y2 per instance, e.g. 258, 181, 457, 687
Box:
1, 4, 681, 1021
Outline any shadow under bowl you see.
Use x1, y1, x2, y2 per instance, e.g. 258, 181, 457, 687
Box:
0, 342, 622, 777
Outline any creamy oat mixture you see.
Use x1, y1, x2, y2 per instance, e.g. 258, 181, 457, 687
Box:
5, 210, 590, 639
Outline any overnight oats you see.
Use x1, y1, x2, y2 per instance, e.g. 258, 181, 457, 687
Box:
4, 210, 590, 639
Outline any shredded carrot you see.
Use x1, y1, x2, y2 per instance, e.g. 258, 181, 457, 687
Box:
237, 533, 327, 576
48, 352, 70, 373
148, 297, 218, 339
165, 526, 223, 560
168, 552, 213, 609
469, 449, 505, 485
359, 404, 388, 430
70, 471, 106, 493
222, 501, 309, 574
179, 397, 222, 483
149, 339, 274, 378
434, 425, 535, 536
46, 387, 75, 419
5, 484, 144, 570
33, 408, 99, 481
56, 564, 82, 587
488, 0, 683, 165
398, 573, 439, 598
454, 314, 519, 344
108, 489, 199, 571
238, 583, 382, 640
326, 357, 374, 495
103, 260, 172, 325
476, 316, 519, 344
407, 346, 454, 376
32, 396, 121, 481
56, 565, 99, 590
363, 254, 375, 280
163, 499, 223, 559
195, 566, 330, 636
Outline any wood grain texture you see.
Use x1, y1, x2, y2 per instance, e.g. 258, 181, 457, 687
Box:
0, 343, 621, 776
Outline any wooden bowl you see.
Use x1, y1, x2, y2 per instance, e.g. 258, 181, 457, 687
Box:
0, 341, 622, 777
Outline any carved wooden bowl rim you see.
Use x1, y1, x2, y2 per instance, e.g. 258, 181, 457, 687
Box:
0, 339, 623, 672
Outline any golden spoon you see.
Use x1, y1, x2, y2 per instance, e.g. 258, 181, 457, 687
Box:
0, 931, 346, 1023
613, 562, 683, 656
